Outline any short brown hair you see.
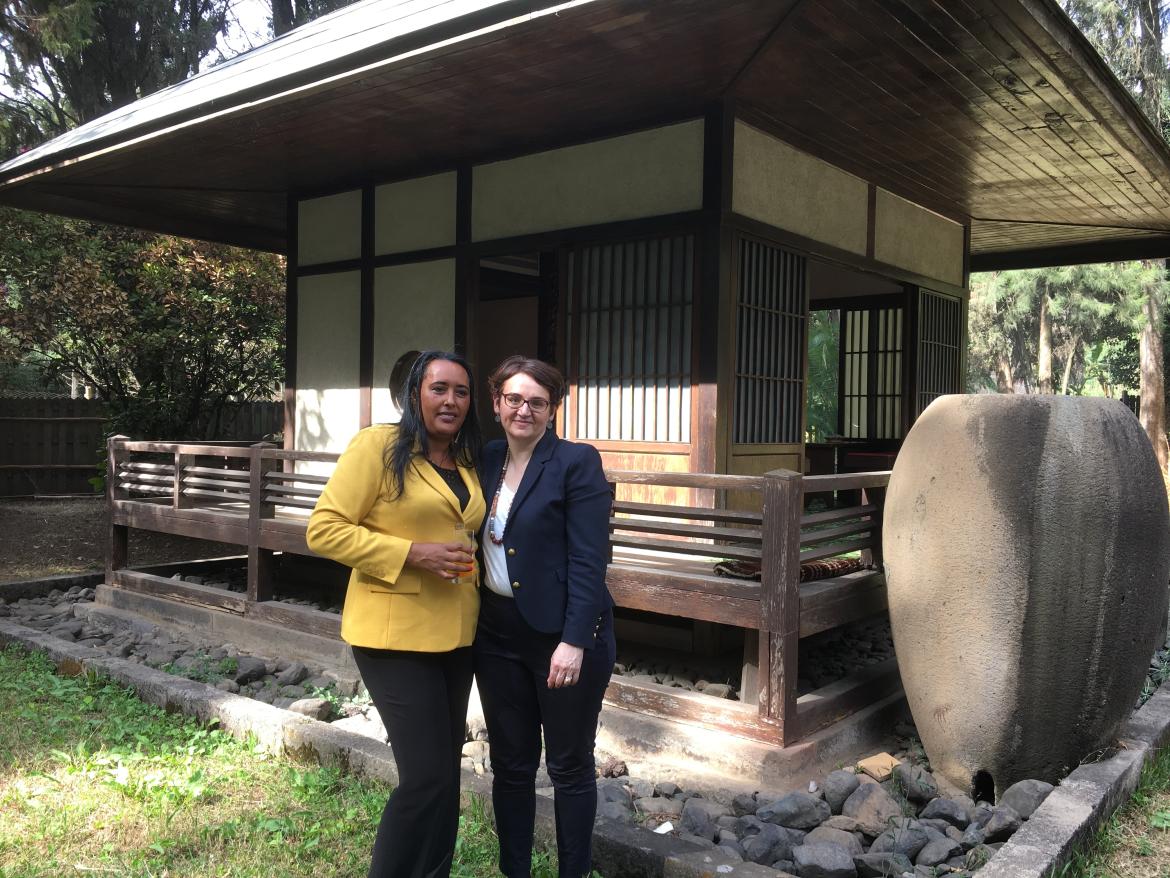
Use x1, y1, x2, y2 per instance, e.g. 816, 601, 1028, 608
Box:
487, 356, 566, 408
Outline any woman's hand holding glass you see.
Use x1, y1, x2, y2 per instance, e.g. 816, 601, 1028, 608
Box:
452, 526, 477, 585
406, 538, 474, 582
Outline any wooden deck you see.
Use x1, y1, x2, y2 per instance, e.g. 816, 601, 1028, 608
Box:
106, 436, 898, 745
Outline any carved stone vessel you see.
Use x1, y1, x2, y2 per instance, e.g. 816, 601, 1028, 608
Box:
883, 394, 1170, 798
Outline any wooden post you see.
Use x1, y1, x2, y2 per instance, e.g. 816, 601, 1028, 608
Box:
247, 442, 277, 603
172, 450, 193, 509
760, 468, 802, 745
741, 628, 759, 706
861, 485, 887, 570
106, 435, 129, 581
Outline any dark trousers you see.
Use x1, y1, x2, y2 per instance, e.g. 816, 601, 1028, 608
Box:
351, 644, 474, 878
474, 589, 615, 878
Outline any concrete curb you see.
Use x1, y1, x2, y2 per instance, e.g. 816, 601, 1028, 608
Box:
983, 684, 1170, 877
0, 617, 784, 878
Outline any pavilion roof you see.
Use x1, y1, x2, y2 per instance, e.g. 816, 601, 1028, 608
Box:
1, 0, 1168, 269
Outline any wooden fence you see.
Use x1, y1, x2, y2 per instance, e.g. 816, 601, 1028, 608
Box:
0, 398, 282, 497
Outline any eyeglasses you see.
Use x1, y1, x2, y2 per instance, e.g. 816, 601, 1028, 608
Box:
501, 393, 550, 413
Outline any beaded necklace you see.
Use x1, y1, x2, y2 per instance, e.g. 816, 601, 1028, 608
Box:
486, 448, 511, 545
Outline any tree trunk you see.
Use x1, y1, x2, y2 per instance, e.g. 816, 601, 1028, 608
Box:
1060, 336, 1079, 396
1140, 272, 1168, 473
1038, 292, 1054, 394
995, 354, 1015, 394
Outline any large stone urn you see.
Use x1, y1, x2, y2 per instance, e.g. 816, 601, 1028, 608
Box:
884, 395, 1170, 799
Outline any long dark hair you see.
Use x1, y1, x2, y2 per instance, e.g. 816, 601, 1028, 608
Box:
383, 350, 482, 500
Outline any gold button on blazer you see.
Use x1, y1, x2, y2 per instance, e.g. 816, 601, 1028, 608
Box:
305, 424, 485, 652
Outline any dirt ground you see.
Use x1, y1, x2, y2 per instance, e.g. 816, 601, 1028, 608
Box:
0, 496, 244, 583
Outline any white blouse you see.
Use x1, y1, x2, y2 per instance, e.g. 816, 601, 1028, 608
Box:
483, 481, 516, 598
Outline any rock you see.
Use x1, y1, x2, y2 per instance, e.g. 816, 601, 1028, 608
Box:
275, 661, 308, 685
822, 815, 863, 833
303, 674, 334, 690
288, 697, 332, 720
234, 655, 268, 685
732, 792, 758, 817
971, 801, 995, 827
824, 769, 861, 814
0, 606, 10, 617
999, 779, 1054, 819
841, 784, 905, 836
981, 805, 1022, 843
628, 779, 654, 800
740, 823, 805, 866
771, 860, 795, 875
679, 802, 715, 841
677, 832, 716, 849
757, 791, 831, 829
806, 826, 863, 856
215, 679, 240, 693
791, 841, 857, 878
635, 797, 683, 819
884, 396, 1170, 795
144, 647, 181, 666
892, 764, 938, 803
176, 652, 205, 670
869, 828, 929, 861
461, 740, 490, 763
655, 781, 680, 798
737, 815, 766, 837
597, 801, 633, 822
597, 780, 630, 806
965, 844, 998, 870
959, 822, 987, 850
273, 697, 296, 709
853, 851, 913, 877
716, 844, 743, 862
279, 684, 307, 699
598, 757, 627, 778
918, 797, 970, 829
915, 837, 962, 867
704, 683, 735, 698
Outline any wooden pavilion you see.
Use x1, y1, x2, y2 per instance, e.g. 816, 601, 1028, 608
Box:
3, 0, 1170, 746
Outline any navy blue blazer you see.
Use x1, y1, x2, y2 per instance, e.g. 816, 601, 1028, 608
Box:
477, 430, 614, 648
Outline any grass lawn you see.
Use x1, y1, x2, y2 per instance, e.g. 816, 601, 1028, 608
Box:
0, 644, 555, 878
1061, 744, 1170, 878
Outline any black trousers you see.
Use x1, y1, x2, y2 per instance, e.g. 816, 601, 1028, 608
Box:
351, 644, 474, 878
474, 589, 615, 878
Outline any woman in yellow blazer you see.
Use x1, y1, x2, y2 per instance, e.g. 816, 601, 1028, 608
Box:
307, 350, 485, 878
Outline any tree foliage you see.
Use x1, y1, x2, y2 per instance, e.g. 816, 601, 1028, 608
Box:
0, 0, 233, 155
0, 207, 284, 438
968, 263, 1158, 396
270, 0, 355, 37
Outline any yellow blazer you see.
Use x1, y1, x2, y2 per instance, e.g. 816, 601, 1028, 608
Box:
305, 424, 485, 652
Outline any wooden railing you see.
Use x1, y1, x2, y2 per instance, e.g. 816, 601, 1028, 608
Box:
106, 436, 894, 745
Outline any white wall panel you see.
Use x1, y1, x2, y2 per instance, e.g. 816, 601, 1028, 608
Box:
732, 121, 869, 255
472, 120, 704, 241
375, 172, 457, 255
298, 190, 361, 265
371, 259, 456, 424
874, 190, 965, 289
295, 271, 361, 453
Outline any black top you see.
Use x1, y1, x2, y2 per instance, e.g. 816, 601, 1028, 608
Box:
428, 460, 469, 511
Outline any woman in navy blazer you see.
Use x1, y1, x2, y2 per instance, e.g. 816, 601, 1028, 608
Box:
475, 355, 615, 878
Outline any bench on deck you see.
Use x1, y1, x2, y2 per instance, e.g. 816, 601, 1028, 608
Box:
106, 437, 896, 745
